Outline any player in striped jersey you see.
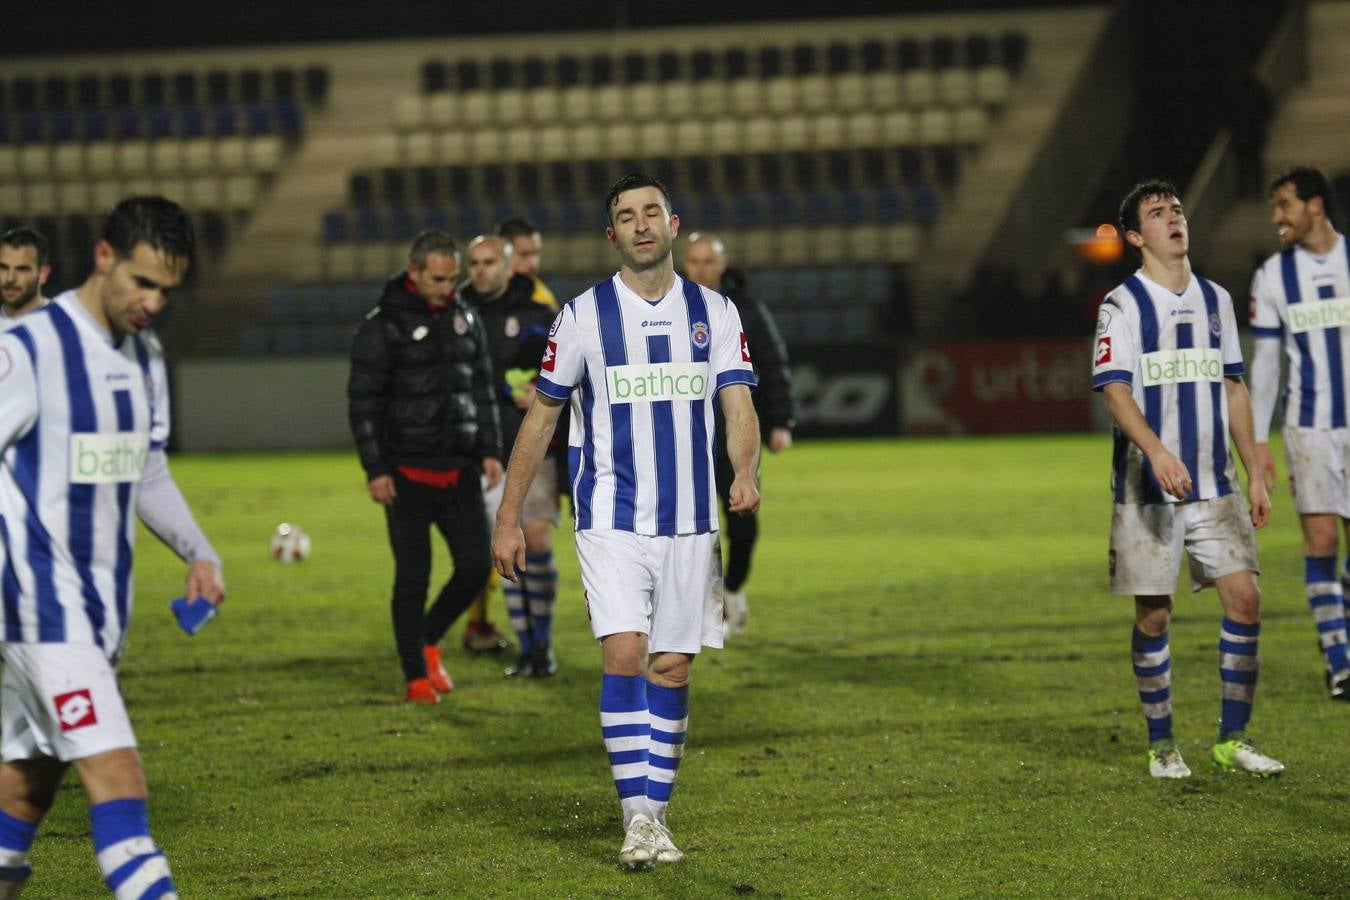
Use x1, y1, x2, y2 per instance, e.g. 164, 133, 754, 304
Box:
0, 197, 224, 899
1248, 166, 1350, 700
0, 227, 52, 325
1092, 179, 1283, 779
492, 174, 760, 869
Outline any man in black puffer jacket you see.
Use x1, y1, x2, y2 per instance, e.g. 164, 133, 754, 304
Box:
348, 230, 503, 704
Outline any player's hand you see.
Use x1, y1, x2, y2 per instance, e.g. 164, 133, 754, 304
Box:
492, 522, 526, 583
512, 383, 536, 411
768, 427, 792, 454
1147, 449, 1192, 499
728, 475, 760, 515
368, 475, 396, 506
1255, 442, 1277, 493
187, 560, 225, 606
1248, 476, 1271, 530
482, 457, 503, 490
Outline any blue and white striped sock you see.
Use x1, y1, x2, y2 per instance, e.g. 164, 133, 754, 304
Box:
525, 551, 557, 648
1132, 628, 1173, 743
503, 579, 531, 656
0, 809, 36, 895
1306, 556, 1350, 674
646, 681, 689, 827
90, 798, 176, 900
600, 674, 650, 829
1219, 618, 1260, 738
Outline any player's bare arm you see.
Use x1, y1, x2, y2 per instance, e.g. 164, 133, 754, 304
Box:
719, 384, 761, 514
1102, 382, 1192, 499
491, 393, 565, 581
1225, 376, 1271, 529
1247, 334, 1281, 492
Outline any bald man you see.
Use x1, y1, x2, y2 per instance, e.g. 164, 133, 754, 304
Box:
681, 232, 797, 638
459, 235, 564, 676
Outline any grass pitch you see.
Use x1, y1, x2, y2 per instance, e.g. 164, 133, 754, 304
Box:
22, 434, 1350, 897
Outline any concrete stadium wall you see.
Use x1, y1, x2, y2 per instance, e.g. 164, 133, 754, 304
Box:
176, 357, 351, 451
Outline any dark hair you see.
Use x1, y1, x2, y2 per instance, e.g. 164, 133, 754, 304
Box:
604, 172, 672, 225
1270, 165, 1337, 225
408, 229, 458, 266
494, 216, 539, 240
1118, 178, 1180, 237
0, 226, 50, 268
103, 196, 195, 263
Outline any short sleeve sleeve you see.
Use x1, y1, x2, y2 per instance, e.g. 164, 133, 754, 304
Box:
535, 305, 583, 400
147, 348, 171, 450
0, 335, 39, 447
1249, 266, 1283, 339
712, 297, 758, 395
1091, 296, 1137, 391
1220, 287, 1245, 376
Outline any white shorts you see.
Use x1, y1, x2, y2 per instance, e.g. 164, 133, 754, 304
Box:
1109, 494, 1260, 595
1, 643, 136, 763
482, 458, 560, 528
1284, 426, 1350, 517
575, 530, 723, 653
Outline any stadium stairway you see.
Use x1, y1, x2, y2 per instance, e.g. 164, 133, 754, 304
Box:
1202, 0, 1350, 294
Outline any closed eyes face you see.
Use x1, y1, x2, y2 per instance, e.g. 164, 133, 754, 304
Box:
98, 241, 187, 340
607, 187, 679, 272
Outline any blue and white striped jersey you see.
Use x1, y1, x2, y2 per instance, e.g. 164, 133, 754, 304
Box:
0, 291, 164, 660
537, 273, 757, 535
1091, 271, 1245, 504
1250, 233, 1350, 432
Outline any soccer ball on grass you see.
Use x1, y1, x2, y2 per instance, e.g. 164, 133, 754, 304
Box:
269, 523, 311, 563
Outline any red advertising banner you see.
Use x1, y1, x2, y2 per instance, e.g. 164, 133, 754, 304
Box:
902, 338, 1092, 435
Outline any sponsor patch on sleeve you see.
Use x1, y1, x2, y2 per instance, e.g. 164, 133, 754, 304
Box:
541, 340, 557, 372
740, 332, 752, 363
1095, 336, 1111, 365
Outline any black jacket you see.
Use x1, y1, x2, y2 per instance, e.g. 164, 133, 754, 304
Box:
721, 268, 797, 435
458, 273, 558, 455
347, 275, 502, 478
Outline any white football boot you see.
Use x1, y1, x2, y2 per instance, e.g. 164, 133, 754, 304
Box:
618, 814, 657, 870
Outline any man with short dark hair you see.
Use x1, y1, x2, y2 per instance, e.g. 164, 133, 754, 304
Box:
0, 196, 225, 898
348, 230, 503, 704
1093, 179, 1280, 779
493, 173, 761, 868
681, 231, 796, 639
0, 227, 52, 323
1248, 165, 1350, 699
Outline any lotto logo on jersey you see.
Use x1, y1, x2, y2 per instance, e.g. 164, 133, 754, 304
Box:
69, 433, 149, 484
54, 689, 97, 732
1287, 297, 1350, 334
1095, 337, 1111, 365
606, 362, 710, 402
541, 340, 557, 372
1140, 348, 1224, 386
740, 332, 752, 363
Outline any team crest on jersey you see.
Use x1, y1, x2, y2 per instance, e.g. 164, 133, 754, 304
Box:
691, 321, 710, 349
505, 316, 520, 338
452, 313, 468, 336
1209, 313, 1222, 338
1097, 306, 1112, 336
54, 689, 97, 731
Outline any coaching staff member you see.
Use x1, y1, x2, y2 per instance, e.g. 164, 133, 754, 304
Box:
348, 230, 503, 704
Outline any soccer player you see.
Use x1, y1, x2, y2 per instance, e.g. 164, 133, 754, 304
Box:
458, 234, 562, 678
1093, 179, 1283, 778
681, 232, 796, 638
496, 215, 557, 307
1248, 166, 1350, 699
347, 230, 503, 703
0, 196, 225, 898
492, 173, 760, 868
0, 227, 52, 323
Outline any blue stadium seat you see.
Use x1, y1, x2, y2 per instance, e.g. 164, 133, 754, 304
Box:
930, 36, 957, 70
861, 148, 886, 185
723, 156, 748, 192
622, 52, 647, 84
756, 154, 783, 191
321, 210, 349, 243
380, 168, 406, 205
356, 209, 384, 242
142, 73, 167, 106
896, 38, 922, 72
455, 61, 482, 91
82, 109, 108, 141
483, 164, 506, 200
245, 103, 273, 135
897, 147, 923, 186
525, 201, 553, 233
656, 51, 680, 81
825, 150, 852, 189
267, 287, 298, 322
422, 206, 451, 231
275, 100, 302, 138
803, 191, 834, 225
336, 284, 371, 320
19, 112, 43, 143
147, 106, 174, 139
11, 78, 37, 113
414, 167, 440, 205
200, 212, 228, 256
752, 268, 786, 302
516, 162, 541, 197
115, 108, 141, 140
523, 56, 547, 89
861, 40, 886, 73
304, 66, 330, 106
456, 205, 482, 236
840, 191, 868, 224
447, 166, 472, 202
272, 67, 296, 101
206, 70, 230, 105
792, 43, 818, 76
582, 160, 609, 196
687, 156, 712, 194
211, 104, 237, 136
912, 184, 940, 224
49, 111, 76, 142
791, 153, 818, 190
589, 54, 614, 87
965, 34, 993, 68
349, 173, 375, 208
556, 55, 581, 88
274, 324, 304, 355
876, 187, 907, 222
860, 266, 890, 302
109, 74, 132, 107
492, 204, 517, 230
1000, 31, 1029, 75
695, 195, 725, 230
240, 69, 264, 104
840, 307, 870, 339
179, 105, 205, 138
421, 60, 448, 93
559, 199, 588, 233
792, 268, 825, 305
43, 76, 70, 110
769, 192, 800, 226
490, 57, 515, 90
650, 157, 677, 189
933, 146, 960, 188
724, 48, 749, 80
0, 117, 8, 144
548, 162, 575, 198
388, 207, 417, 240
757, 46, 782, 78
730, 193, 763, 229
827, 42, 852, 75
239, 325, 268, 356
691, 49, 715, 81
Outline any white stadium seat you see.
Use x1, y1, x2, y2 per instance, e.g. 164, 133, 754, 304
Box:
525, 87, 559, 125
938, 69, 973, 107
427, 92, 460, 129
23, 182, 57, 216
954, 106, 989, 144
798, 75, 832, 114
975, 66, 1011, 106
85, 143, 117, 177
832, 73, 869, 112
867, 72, 903, 110
764, 77, 799, 115
903, 69, 936, 108
214, 137, 247, 173
57, 180, 91, 214
730, 80, 763, 117
181, 138, 214, 174
594, 85, 625, 122
461, 91, 493, 128
114, 141, 150, 175
19, 145, 51, 179
562, 86, 593, 123
917, 108, 953, 145
394, 94, 426, 131
659, 82, 694, 119
435, 130, 468, 164
811, 113, 845, 150
846, 111, 882, 147
52, 144, 86, 178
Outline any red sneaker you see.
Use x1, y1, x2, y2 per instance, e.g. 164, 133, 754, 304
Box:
403, 677, 440, 704
423, 645, 454, 694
